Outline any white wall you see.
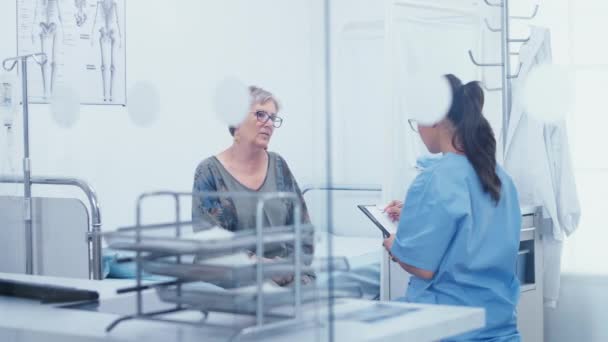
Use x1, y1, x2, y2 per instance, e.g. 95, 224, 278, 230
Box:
0, 0, 328, 231
545, 274, 608, 341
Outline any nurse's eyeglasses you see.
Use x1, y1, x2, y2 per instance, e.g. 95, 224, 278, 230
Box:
408, 119, 419, 133
254, 110, 283, 128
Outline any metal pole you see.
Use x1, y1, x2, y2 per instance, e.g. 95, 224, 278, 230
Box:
294, 203, 302, 320
90, 222, 103, 279
255, 199, 265, 326
3, 53, 47, 276
323, 0, 335, 340
135, 199, 145, 316
501, 0, 512, 155
174, 194, 182, 311
20, 58, 34, 275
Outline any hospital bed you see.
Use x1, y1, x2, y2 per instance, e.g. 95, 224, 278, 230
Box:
0, 175, 103, 280
102, 186, 385, 300
302, 185, 384, 299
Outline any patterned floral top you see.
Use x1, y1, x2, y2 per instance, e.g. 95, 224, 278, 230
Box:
192, 151, 313, 260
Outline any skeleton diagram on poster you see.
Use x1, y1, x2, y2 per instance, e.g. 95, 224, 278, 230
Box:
17, 0, 126, 105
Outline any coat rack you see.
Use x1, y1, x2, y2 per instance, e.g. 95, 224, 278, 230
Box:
468, 1, 539, 154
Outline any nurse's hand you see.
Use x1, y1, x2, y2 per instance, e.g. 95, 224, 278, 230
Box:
382, 234, 396, 254
383, 235, 400, 262
384, 200, 403, 222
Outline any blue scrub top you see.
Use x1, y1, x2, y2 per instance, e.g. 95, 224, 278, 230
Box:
390, 153, 522, 341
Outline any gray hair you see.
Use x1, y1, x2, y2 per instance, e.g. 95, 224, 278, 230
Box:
229, 85, 280, 136
249, 85, 280, 112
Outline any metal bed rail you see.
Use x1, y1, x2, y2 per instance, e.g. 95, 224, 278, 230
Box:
0, 175, 103, 280
302, 184, 382, 195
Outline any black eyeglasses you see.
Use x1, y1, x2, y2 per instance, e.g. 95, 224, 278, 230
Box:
408, 119, 419, 133
254, 110, 283, 128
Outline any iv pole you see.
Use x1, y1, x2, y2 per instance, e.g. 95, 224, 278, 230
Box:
2, 53, 47, 275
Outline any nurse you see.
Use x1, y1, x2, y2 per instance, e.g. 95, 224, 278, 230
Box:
383, 74, 522, 341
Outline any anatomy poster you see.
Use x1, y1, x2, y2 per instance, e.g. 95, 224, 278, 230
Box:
17, 0, 126, 105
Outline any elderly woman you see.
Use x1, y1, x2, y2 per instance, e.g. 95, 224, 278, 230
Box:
192, 86, 313, 285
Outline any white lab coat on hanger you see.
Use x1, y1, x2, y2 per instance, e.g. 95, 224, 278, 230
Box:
503, 26, 581, 308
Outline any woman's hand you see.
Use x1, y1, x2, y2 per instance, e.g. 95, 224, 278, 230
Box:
382, 234, 399, 263
382, 234, 395, 252
384, 200, 403, 222
247, 254, 296, 286
247, 253, 276, 264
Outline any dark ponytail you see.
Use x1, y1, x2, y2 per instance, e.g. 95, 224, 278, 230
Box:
444, 74, 502, 204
